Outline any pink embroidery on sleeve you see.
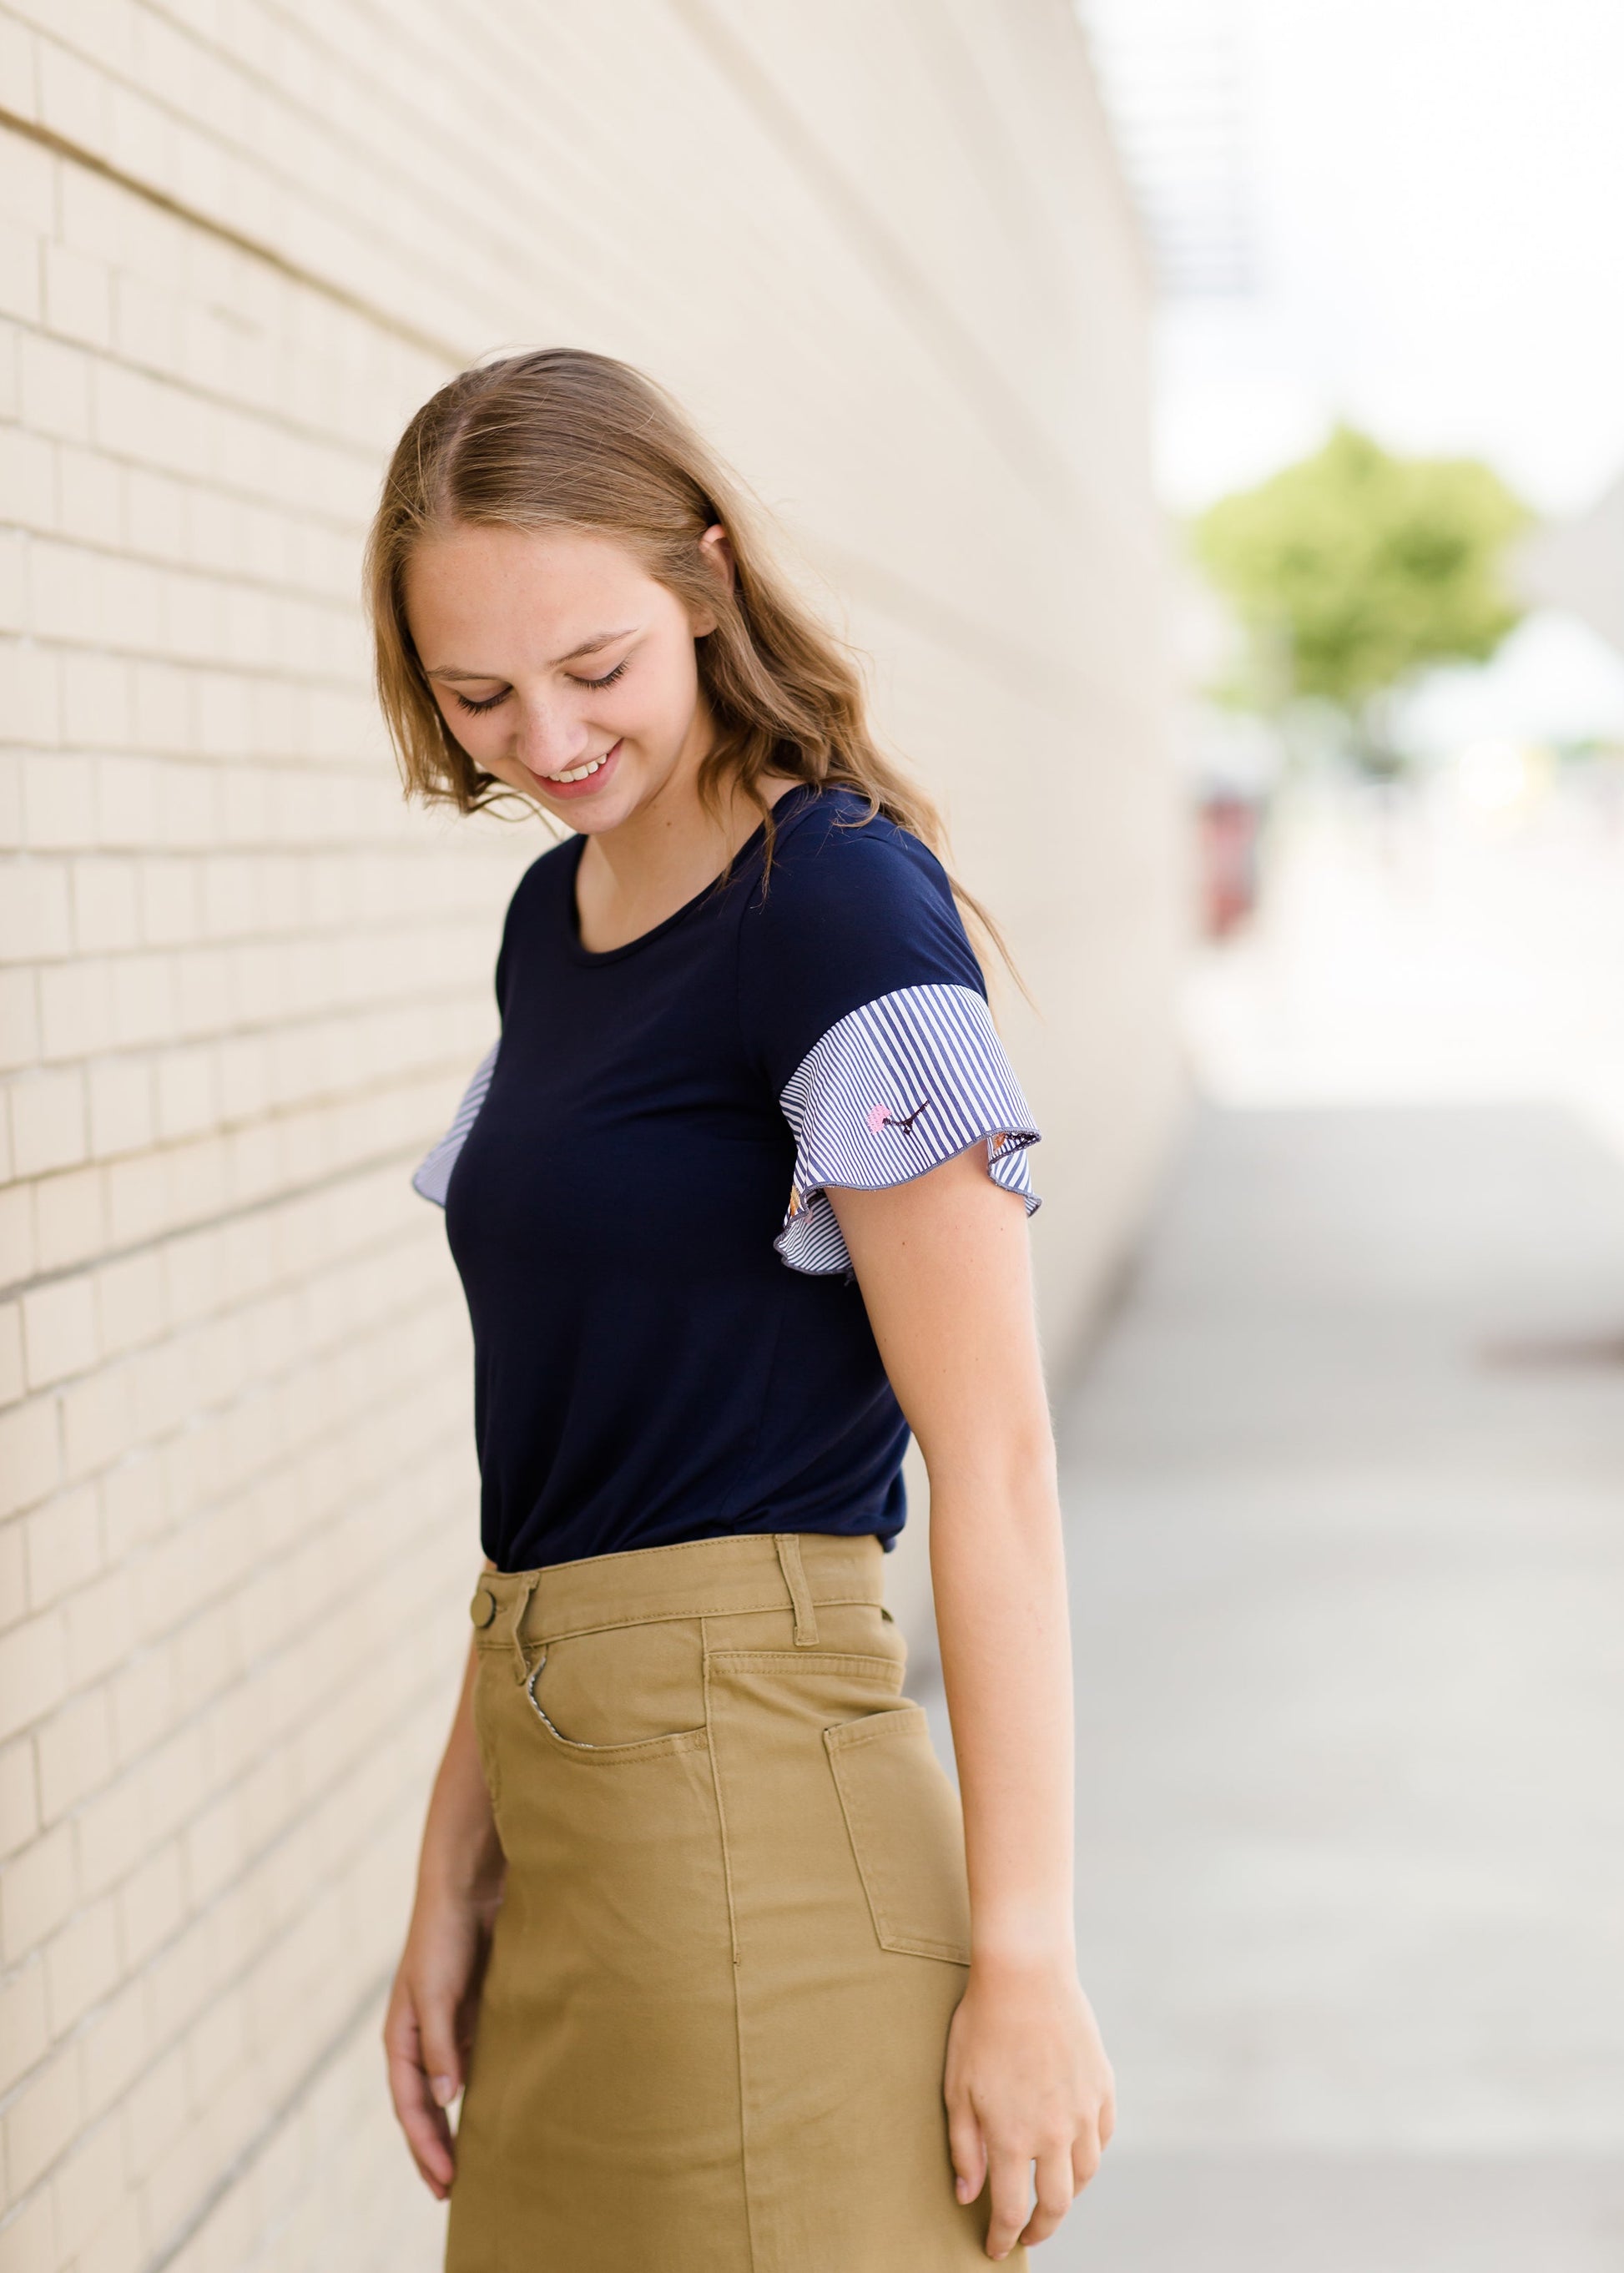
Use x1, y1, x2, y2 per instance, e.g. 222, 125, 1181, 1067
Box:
867, 1099, 933, 1136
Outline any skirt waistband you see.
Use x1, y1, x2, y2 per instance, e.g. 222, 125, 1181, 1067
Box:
470, 1530, 886, 1649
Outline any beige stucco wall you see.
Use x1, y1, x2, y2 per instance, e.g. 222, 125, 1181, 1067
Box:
0, 5, 1179, 2269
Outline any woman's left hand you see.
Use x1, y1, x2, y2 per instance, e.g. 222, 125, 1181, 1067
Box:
943, 1953, 1116, 2260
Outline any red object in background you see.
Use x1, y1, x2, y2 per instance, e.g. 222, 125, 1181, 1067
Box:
1197, 793, 1262, 936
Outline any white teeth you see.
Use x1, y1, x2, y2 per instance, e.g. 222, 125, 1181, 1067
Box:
547, 754, 606, 784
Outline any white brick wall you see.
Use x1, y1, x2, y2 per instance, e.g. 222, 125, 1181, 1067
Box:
0, 6, 1178, 2268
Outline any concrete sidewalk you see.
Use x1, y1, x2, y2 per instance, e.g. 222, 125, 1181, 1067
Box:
1043, 1103, 1624, 2270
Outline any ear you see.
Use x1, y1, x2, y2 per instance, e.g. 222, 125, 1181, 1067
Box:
690, 523, 734, 638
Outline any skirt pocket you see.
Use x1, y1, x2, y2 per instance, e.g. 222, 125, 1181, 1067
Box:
518, 1620, 709, 1763
825, 1704, 972, 1964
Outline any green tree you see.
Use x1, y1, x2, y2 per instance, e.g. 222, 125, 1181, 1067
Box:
1193, 425, 1529, 770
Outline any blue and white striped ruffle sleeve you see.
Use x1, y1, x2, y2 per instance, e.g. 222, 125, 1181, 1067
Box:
411, 1041, 498, 1207
775, 983, 1040, 1276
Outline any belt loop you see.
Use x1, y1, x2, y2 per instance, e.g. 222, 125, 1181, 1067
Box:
507, 1573, 540, 1684
774, 1534, 819, 1646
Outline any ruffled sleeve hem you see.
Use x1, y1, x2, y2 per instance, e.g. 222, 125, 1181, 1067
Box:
773, 984, 1041, 1277
411, 1041, 499, 1207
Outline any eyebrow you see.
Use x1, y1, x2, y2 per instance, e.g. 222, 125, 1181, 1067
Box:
427, 627, 638, 680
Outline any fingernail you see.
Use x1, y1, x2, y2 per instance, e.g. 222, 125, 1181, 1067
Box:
431, 2075, 457, 2107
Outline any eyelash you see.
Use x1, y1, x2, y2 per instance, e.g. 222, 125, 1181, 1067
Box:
451, 658, 629, 716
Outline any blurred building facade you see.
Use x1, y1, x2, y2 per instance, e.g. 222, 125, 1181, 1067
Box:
1521, 472, 1624, 657
0, 6, 1179, 2270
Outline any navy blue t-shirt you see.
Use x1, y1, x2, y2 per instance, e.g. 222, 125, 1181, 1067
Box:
413, 786, 1040, 1574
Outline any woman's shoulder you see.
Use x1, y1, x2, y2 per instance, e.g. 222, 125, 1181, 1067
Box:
759, 785, 956, 918
490, 831, 580, 1007
513, 828, 581, 897
739, 785, 986, 1080
497, 828, 581, 935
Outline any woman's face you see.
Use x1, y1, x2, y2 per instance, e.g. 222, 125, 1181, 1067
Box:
404, 522, 724, 832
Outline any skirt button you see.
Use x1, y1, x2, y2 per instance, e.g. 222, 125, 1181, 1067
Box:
470, 1586, 498, 1629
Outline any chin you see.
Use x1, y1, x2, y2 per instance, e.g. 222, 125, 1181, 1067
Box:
562, 800, 628, 832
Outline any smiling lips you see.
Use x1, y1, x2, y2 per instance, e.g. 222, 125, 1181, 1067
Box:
538, 741, 622, 798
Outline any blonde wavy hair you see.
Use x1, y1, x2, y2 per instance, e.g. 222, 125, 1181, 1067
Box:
364, 347, 1010, 962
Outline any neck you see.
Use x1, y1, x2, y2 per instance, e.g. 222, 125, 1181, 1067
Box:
574, 713, 795, 954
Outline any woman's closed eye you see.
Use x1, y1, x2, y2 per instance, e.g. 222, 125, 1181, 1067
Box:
450, 658, 629, 716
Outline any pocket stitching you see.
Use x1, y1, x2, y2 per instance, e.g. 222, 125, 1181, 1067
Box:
522, 1654, 708, 1765
472, 1666, 503, 1809
706, 1651, 901, 1682
825, 1708, 924, 1754
824, 1706, 972, 1966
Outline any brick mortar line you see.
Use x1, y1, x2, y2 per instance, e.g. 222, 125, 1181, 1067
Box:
2, 264, 440, 481
2, 923, 498, 978
0, 1409, 468, 1709
893, 0, 1072, 295
0, 101, 467, 369
142, 1969, 394, 2273
0, 325, 389, 496
662, 0, 1099, 524
29, 1933, 399, 2264
140, 0, 636, 340
1, 1382, 468, 1809
0, 903, 513, 950
3, 520, 370, 616
0, 1652, 463, 2188
3, 1265, 456, 1462
225, 0, 619, 241
0, 1129, 464, 1305
0, 1728, 427, 2135
10, 22, 1111, 539
2, 740, 423, 771
1, 1216, 456, 1414
1, 471, 367, 561
16, 7, 526, 344
2, 988, 493, 1049
2, 1273, 463, 1538
823, 536, 1151, 711
0, 846, 512, 874
30, 4, 627, 364
6, 1006, 488, 1079
0, 1254, 459, 1486
0, 628, 366, 699
0, 1461, 471, 2017
0, 988, 495, 1041
2, 1057, 467, 1158
0, 1030, 493, 1107
0, 1606, 463, 2124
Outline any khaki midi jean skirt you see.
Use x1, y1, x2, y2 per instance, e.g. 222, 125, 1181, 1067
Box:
449, 1530, 1016, 2270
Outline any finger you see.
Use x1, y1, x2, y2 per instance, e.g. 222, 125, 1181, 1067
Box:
946, 2099, 986, 2208
983, 2146, 1032, 2262
416, 1990, 466, 2114
1098, 2091, 1117, 2150
386, 2044, 456, 2197
1071, 2117, 1104, 2195
1019, 2146, 1076, 2247
383, 1996, 457, 2195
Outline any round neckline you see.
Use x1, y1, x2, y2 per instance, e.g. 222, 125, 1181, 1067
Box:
562, 782, 816, 965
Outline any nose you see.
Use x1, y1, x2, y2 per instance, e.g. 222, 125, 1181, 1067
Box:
513, 696, 588, 779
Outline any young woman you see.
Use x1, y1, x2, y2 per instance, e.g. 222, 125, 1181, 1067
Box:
371, 349, 1114, 2270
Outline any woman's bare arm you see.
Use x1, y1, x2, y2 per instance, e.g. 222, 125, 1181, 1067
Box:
829, 1147, 1114, 2260
383, 1634, 506, 2198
